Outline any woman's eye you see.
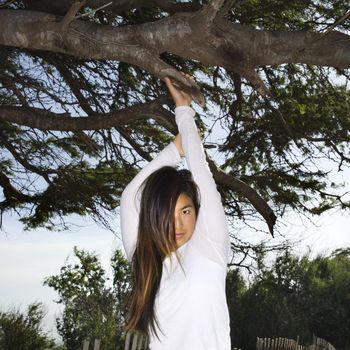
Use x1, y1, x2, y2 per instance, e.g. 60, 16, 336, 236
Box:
182, 209, 190, 215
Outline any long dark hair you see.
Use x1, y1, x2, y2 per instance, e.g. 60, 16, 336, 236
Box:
125, 166, 200, 337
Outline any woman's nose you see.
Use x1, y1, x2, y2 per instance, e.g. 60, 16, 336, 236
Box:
175, 215, 183, 229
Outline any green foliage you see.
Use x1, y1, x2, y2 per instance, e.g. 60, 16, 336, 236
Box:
19, 161, 136, 231
43, 245, 350, 350
231, 0, 350, 32
0, 1, 349, 240
227, 248, 350, 350
44, 247, 130, 350
0, 302, 56, 350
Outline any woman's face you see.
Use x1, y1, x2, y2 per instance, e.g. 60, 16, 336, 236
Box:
174, 193, 197, 247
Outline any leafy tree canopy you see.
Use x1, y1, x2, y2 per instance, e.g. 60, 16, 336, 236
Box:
44, 246, 350, 349
227, 248, 350, 350
44, 247, 130, 350
0, 0, 349, 259
0, 302, 57, 350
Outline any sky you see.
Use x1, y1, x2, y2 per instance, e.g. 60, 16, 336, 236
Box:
1, 117, 350, 344
0, 214, 122, 341
0, 60, 349, 344
0, 121, 350, 342
0, 204, 349, 342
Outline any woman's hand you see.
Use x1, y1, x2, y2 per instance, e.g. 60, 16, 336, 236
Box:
164, 74, 194, 107
166, 74, 198, 156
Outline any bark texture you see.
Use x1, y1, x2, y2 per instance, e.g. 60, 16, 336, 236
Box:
0, 0, 349, 235
0, 7, 349, 100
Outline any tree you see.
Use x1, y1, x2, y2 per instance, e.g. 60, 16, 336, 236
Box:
44, 245, 350, 350
227, 248, 350, 350
0, 0, 349, 261
306, 248, 350, 349
44, 247, 130, 350
0, 302, 57, 350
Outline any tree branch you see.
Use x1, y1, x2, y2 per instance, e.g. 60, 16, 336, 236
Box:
60, 0, 86, 31
0, 97, 176, 132
0, 171, 34, 206
117, 126, 153, 162
0, 132, 53, 182
208, 158, 277, 235
0, 9, 349, 102
25, 0, 202, 16
217, 0, 240, 19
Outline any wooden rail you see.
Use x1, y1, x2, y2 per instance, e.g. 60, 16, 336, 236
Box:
256, 336, 336, 350
81, 334, 335, 350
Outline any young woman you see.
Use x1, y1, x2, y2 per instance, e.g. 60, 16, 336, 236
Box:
120, 77, 231, 349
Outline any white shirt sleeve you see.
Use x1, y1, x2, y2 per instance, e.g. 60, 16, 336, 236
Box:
120, 106, 230, 265
120, 142, 182, 261
175, 106, 230, 265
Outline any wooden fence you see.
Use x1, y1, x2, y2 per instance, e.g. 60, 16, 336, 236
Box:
82, 336, 241, 350
124, 330, 148, 350
313, 335, 336, 350
256, 335, 336, 350
81, 334, 335, 350
82, 338, 101, 350
81, 330, 149, 350
256, 337, 301, 350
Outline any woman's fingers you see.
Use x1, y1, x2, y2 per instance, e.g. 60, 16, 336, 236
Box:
181, 72, 194, 82
165, 75, 192, 107
164, 77, 178, 96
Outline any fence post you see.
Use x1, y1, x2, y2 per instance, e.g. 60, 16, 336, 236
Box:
82, 339, 89, 350
124, 330, 149, 350
131, 332, 138, 350
256, 337, 260, 350
139, 333, 148, 350
93, 339, 101, 350
125, 332, 132, 350
254, 336, 337, 350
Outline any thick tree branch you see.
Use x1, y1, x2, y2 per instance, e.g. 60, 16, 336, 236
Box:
0, 9, 348, 104
0, 133, 53, 182
3, 49, 176, 161
0, 171, 34, 206
211, 19, 350, 69
118, 126, 153, 162
217, 0, 240, 19
60, 0, 86, 31
196, 0, 225, 24
0, 8, 349, 105
0, 74, 30, 106
25, 0, 202, 16
0, 97, 176, 132
208, 158, 277, 235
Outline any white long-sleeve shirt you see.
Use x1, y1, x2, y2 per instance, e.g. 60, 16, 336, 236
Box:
120, 106, 231, 350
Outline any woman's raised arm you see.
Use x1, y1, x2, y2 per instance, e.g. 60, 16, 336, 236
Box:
165, 76, 230, 265
120, 142, 181, 261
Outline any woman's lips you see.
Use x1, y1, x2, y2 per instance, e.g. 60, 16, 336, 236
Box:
175, 232, 185, 238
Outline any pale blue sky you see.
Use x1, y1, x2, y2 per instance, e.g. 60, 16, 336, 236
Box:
1, 77, 349, 341
1, 129, 349, 342
0, 214, 122, 340
0, 206, 349, 341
